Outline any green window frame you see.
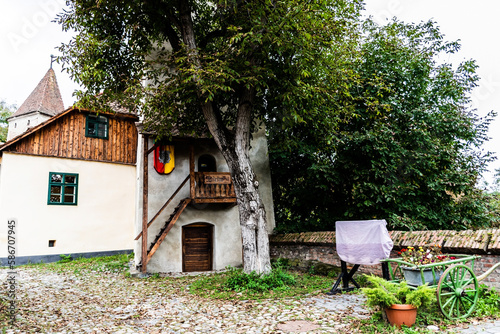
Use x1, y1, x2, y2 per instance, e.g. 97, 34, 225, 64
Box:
48, 172, 79, 205
85, 114, 109, 139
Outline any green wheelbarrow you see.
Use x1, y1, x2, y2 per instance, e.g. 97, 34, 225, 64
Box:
381, 255, 500, 320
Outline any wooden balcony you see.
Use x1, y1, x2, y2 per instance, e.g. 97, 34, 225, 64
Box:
192, 172, 237, 203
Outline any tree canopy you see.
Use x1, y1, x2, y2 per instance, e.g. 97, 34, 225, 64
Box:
270, 19, 497, 232
57, 0, 363, 273
0, 100, 15, 142
58, 0, 361, 136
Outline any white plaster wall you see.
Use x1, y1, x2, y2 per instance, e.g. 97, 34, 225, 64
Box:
0, 153, 136, 258
146, 205, 242, 272
250, 126, 276, 232
135, 127, 275, 273
7, 113, 52, 141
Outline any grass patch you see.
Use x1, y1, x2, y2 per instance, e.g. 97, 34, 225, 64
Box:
189, 265, 332, 300
21, 253, 133, 275
474, 284, 500, 318
224, 266, 296, 292
0, 295, 9, 327
58, 254, 73, 263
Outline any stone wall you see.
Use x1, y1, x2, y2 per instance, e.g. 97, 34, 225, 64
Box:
270, 229, 500, 289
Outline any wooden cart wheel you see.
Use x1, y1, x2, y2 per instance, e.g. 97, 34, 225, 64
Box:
436, 264, 479, 320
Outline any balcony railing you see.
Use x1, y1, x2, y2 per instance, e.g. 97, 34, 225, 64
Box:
193, 172, 236, 203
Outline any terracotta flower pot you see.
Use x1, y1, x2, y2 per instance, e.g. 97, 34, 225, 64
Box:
385, 304, 417, 328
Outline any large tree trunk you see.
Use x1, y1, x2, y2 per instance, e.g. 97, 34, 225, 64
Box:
226, 85, 272, 275
179, 2, 272, 274
229, 150, 272, 275
200, 87, 272, 275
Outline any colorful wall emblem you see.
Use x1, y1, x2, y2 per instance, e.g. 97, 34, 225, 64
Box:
154, 144, 175, 174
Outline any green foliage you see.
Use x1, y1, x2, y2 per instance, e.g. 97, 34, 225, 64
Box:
57, 0, 362, 139
271, 257, 291, 269
0, 100, 15, 142
405, 284, 435, 309
353, 282, 500, 333
352, 307, 444, 333
58, 254, 73, 263
493, 169, 500, 193
26, 253, 133, 274
361, 275, 435, 309
0, 294, 8, 327
223, 265, 296, 293
270, 19, 497, 232
488, 195, 500, 228
189, 267, 331, 300
485, 170, 500, 227
474, 284, 500, 317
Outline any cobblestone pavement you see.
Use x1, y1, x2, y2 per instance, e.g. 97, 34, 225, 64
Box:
454, 320, 500, 334
1, 268, 499, 333
1, 268, 361, 333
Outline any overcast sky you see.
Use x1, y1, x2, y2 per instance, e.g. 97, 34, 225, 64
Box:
0, 0, 498, 185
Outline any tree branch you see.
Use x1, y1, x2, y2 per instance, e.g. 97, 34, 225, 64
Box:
163, 23, 181, 52
198, 29, 227, 48
177, 0, 232, 152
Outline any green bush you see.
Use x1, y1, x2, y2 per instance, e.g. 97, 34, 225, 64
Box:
58, 254, 72, 263
223, 266, 296, 292
361, 275, 435, 309
474, 284, 500, 317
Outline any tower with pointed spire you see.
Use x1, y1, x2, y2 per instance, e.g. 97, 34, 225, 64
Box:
6, 67, 64, 141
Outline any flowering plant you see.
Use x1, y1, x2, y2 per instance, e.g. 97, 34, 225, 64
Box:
398, 245, 456, 267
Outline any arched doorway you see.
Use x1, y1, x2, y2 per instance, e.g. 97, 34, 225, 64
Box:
198, 154, 216, 172
182, 223, 213, 272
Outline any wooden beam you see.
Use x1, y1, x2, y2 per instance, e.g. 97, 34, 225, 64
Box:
192, 198, 237, 204
190, 143, 195, 199
134, 175, 190, 240
3, 151, 136, 165
146, 143, 157, 155
141, 134, 149, 273
147, 198, 192, 263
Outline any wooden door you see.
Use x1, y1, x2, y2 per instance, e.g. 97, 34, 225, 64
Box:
182, 223, 213, 272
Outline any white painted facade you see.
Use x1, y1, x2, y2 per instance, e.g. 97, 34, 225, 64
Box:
7, 112, 53, 141
0, 153, 136, 261
134, 127, 275, 273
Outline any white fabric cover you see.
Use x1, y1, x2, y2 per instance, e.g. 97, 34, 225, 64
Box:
336, 220, 393, 265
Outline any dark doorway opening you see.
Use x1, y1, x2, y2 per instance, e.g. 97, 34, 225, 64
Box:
198, 154, 216, 172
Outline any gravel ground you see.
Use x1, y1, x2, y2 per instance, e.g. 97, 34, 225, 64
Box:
0, 267, 363, 333
1, 267, 498, 333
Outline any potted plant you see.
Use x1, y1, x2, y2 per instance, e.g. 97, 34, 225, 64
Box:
398, 245, 456, 286
361, 275, 435, 328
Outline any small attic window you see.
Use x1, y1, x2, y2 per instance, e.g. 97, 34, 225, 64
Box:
86, 114, 108, 139
198, 154, 216, 172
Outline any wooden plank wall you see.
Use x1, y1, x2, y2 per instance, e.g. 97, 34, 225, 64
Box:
6, 110, 138, 165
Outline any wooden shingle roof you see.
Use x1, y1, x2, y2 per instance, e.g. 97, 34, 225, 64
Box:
9, 68, 64, 119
